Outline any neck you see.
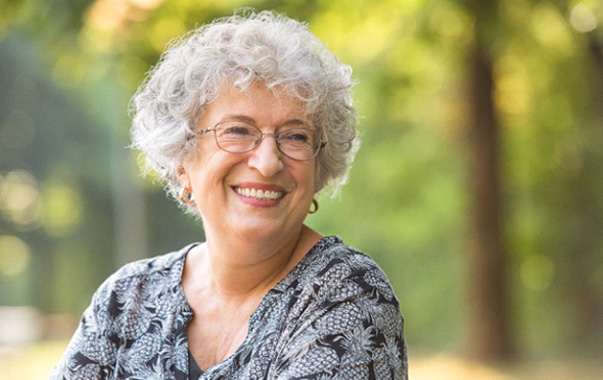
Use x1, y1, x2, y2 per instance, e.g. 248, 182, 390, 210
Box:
187, 224, 318, 300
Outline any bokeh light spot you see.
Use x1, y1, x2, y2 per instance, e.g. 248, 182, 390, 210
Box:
570, 3, 598, 33
429, 1, 473, 41
520, 254, 555, 292
0, 171, 43, 228
0, 235, 32, 277
86, 0, 129, 31
127, 0, 164, 10
495, 74, 530, 116
150, 17, 186, 52
51, 52, 87, 88
531, 3, 573, 55
42, 184, 83, 237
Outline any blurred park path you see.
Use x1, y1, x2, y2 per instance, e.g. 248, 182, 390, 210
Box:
0, 340, 601, 380
0, 340, 66, 380
411, 355, 602, 380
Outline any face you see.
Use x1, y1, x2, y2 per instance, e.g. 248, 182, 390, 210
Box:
179, 82, 316, 242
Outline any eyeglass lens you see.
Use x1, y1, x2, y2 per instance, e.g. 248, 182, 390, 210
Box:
212, 121, 322, 161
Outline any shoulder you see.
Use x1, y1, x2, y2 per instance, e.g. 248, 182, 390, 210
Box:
302, 236, 400, 307
281, 236, 403, 329
273, 237, 407, 379
111, 244, 192, 279
81, 243, 196, 337
92, 244, 196, 303
308, 235, 387, 273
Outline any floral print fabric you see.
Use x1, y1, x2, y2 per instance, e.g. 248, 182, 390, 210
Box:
50, 236, 408, 379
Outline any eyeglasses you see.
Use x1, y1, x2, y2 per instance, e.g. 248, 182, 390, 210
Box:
196, 121, 326, 161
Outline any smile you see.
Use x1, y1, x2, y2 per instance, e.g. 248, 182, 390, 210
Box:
234, 187, 284, 201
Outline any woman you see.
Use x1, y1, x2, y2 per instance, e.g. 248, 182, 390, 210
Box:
51, 10, 408, 380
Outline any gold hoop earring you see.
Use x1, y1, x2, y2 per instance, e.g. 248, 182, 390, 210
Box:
308, 199, 319, 214
179, 188, 195, 204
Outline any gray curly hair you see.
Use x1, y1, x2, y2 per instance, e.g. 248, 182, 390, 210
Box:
131, 10, 359, 211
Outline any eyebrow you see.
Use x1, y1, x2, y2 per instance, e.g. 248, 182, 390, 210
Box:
218, 114, 311, 129
220, 115, 256, 124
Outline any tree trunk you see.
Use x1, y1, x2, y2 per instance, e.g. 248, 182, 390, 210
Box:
465, 15, 514, 360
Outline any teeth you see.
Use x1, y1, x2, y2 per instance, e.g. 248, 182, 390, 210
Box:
235, 187, 283, 201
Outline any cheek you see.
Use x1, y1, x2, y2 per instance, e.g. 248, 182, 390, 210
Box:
296, 165, 317, 196
191, 154, 244, 195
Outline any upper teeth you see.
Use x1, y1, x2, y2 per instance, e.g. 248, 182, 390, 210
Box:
235, 187, 283, 200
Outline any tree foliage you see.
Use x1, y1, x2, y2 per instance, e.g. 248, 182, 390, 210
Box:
1, 0, 602, 359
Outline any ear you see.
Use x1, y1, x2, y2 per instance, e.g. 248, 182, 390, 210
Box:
177, 165, 191, 189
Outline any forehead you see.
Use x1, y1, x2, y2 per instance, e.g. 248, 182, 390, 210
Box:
199, 82, 309, 127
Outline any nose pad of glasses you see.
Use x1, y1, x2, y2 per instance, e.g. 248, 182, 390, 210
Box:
255, 133, 280, 152
248, 134, 284, 175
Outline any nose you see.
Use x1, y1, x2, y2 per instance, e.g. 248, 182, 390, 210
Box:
247, 134, 283, 177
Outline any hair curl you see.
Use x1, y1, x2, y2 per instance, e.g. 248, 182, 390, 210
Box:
131, 10, 359, 212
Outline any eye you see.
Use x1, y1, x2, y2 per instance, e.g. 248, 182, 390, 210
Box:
221, 123, 255, 136
279, 129, 313, 144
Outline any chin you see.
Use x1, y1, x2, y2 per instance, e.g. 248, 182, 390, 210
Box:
234, 219, 292, 240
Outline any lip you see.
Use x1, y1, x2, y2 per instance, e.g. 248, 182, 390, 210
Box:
231, 182, 288, 207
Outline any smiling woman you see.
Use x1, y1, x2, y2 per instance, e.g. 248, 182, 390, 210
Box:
50, 9, 407, 380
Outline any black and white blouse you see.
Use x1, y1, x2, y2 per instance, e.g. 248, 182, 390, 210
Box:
51, 236, 408, 379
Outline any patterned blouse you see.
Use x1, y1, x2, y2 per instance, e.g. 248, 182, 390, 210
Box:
50, 236, 408, 379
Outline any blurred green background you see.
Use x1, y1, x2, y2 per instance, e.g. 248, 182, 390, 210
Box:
1, 0, 602, 378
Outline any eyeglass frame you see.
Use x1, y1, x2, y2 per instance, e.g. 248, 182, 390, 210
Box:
194, 121, 327, 161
